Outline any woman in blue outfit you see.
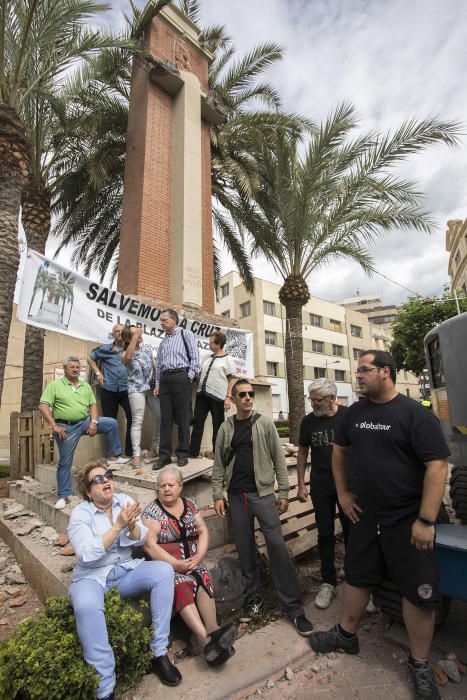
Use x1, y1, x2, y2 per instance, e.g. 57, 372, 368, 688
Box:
122, 325, 161, 468
67, 462, 182, 699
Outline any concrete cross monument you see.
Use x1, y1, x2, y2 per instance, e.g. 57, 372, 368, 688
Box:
118, 5, 225, 313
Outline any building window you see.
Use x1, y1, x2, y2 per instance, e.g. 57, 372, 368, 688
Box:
312, 340, 324, 353
240, 301, 251, 317
309, 313, 322, 327
332, 344, 343, 357
220, 282, 229, 297
353, 348, 362, 360
314, 367, 325, 379
350, 324, 362, 338
263, 300, 275, 316
221, 309, 230, 318
335, 369, 345, 382
330, 318, 342, 331
265, 330, 277, 346
406, 388, 410, 397
371, 314, 396, 324
267, 361, 278, 376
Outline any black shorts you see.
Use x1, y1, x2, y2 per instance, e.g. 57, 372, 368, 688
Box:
344, 516, 440, 609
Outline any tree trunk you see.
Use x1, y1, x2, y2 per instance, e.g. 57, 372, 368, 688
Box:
282, 298, 306, 445
0, 104, 31, 404
20, 176, 51, 411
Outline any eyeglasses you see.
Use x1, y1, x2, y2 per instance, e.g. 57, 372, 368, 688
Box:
87, 470, 114, 487
237, 391, 255, 398
309, 395, 331, 404
355, 366, 380, 375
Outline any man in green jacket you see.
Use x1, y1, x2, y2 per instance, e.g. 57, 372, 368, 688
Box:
213, 379, 313, 636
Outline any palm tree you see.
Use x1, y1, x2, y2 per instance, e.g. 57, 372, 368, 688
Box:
0, 0, 133, 406
232, 104, 461, 443
52, 0, 306, 291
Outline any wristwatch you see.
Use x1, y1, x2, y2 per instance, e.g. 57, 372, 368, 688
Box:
417, 515, 435, 526
91, 419, 99, 425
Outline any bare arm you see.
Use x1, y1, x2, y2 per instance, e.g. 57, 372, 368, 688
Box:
38, 403, 66, 440
193, 512, 209, 561
122, 328, 142, 364
332, 443, 362, 523
87, 357, 104, 386
411, 459, 449, 550
142, 519, 190, 573
224, 375, 237, 412
297, 445, 309, 502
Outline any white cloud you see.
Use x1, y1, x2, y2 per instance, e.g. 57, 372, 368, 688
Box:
90, 0, 467, 305
199, 0, 467, 304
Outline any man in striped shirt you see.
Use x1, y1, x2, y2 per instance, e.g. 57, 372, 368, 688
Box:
155, 309, 200, 469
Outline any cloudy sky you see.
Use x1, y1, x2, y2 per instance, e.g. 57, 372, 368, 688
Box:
51, 0, 467, 306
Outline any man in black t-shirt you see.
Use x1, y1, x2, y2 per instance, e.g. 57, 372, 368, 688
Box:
309, 351, 450, 700
297, 379, 349, 610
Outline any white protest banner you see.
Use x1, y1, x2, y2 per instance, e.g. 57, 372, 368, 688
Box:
17, 251, 254, 377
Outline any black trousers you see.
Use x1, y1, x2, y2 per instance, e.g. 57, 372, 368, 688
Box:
189, 392, 225, 456
159, 371, 192, 461
228, 491, 304, 619
100, 388, 132, 456
310, 476, 350, 587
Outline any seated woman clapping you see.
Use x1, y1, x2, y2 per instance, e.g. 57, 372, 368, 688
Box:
68, 463, 181, 700
142, 465, 237, 666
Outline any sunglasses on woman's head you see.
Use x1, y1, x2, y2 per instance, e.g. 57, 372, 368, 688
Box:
237, 390, 255, 398
88, 470, 114, 486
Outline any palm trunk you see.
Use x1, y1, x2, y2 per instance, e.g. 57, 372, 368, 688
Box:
20, 176, 51, 411
282, 298, 306, 444
0, 104, 31, 404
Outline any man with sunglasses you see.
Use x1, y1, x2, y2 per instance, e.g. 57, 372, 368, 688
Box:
297, 379, 349, 610
212, 379, 313, 636
309, 350, 450, 700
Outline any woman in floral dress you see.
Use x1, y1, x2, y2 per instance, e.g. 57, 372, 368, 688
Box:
142, 465, 236, 666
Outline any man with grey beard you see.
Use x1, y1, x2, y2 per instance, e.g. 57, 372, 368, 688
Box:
297, 379, 349, 609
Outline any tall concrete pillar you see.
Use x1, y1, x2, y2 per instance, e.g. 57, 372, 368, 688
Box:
118, 5, 224, 312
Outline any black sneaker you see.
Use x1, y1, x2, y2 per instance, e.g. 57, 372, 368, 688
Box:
293, 614, 314, 636
409, 660, 441, 700
309, 623, 359, 655
239, 599, 263, 623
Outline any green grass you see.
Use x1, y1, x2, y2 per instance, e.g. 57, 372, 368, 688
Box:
0, 464, 10, 478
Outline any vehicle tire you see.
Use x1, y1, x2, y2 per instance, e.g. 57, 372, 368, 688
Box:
449, 465, 467, 524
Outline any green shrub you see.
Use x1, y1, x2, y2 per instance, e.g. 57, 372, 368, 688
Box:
0, 464, 9, 478
276, 425, 289, 437
0, 590, 152, 699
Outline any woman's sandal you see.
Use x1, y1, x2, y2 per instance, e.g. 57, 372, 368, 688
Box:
206, 646, 236, 667
204, 623, 237, 663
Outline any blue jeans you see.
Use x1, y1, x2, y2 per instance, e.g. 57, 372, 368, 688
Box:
69, 561, 174, 699
55, 417, 121, 497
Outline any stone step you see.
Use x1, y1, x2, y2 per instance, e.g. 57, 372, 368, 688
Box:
0, 512, 70, 600
8, 477, 231, 551
34, 462, 216, 509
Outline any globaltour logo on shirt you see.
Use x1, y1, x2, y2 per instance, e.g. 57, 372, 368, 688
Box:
355, 422, 391, 431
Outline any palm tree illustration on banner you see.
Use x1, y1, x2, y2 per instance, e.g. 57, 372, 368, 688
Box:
29, 264, 75, 329
27, 266, 50, 316
55, 272, 75, 327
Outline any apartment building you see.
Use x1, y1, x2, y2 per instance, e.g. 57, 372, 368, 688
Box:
342, 295, 420, 400
446, 219, 467, 295
217, 273, 359, 417
217, 275, 420, 417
